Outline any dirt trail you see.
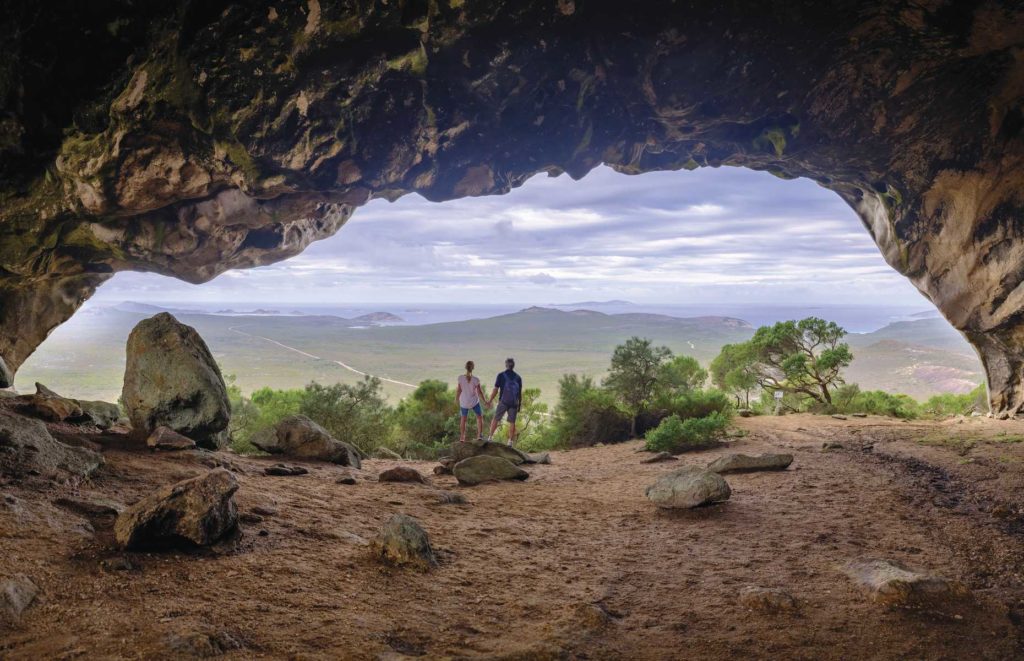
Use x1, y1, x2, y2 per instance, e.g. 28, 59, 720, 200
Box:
2, 415, 1024, 659
228, 325, 417, 388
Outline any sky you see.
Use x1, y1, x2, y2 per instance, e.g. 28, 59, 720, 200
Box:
92, 165, 927, 308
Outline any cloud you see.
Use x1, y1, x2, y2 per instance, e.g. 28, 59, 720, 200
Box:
93, 165, 926, 307
527, 272, 557, 285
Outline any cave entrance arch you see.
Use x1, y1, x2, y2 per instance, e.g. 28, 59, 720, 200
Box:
0, 2, 1022, 414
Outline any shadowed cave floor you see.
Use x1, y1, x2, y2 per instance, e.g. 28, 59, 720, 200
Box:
2, 414, 1024, 660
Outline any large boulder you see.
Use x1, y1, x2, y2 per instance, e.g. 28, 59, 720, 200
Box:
841, 559, 971, 608
706, 453, 793, 474
453, 455, 529, 486
645, 466, 731, 509
114, 468, 239, 549
449, 440, 531, 466
250, 415, 361, 468
0, 411, 103, 478
369, 514, 437, 570
121, 313, 230, 449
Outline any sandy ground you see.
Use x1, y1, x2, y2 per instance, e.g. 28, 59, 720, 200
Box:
2, 414, 1024, 660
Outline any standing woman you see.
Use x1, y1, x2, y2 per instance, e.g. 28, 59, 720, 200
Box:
456, 360, 487, 442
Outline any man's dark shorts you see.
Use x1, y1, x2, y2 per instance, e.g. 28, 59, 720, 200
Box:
494, 401, 519, 423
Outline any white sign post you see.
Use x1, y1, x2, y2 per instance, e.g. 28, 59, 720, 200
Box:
773, 389, 783, 416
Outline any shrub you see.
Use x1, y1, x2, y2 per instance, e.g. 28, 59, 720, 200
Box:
299, 378, 393, 455
547, 374, 631, 447
659, 389, 733, 420
644, 412, 730, 453
394, 379, 461, 449
922, 383, 988, 418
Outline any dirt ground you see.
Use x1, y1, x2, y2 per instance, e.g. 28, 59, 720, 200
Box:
3, 413, 1024, 660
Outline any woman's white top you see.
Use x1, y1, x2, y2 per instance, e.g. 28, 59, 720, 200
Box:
458, 374, 481, 407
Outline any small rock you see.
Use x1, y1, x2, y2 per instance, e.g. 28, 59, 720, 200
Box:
379, 466, 426, 484
250, 505, 278, 517
370, 514, 437, 570
642, 451, 677, 464
528, 452, 552, 464
645, 466, 731, 509
739, 586, 800, 613
336, 476, 357, 485
114, 468, 239, 550
831, 414, 848, 420
72, 399, 123, 429
851, 412, 868, 418
258, 529, 269, 537
264, 463, 308, 476
433, 465, 452, 476
101, 556, 136, 572
146, 426, 197, 451
251, 415, 361, 468
239, 512, 264, 524
453, 455, 529, 486
0, 575, 38, 624
706, 453, 793, 474
575, 603, 612, 629
737, 408, 753, 418
842, 559, 971, 608
165, 630, 243, 658
372, 446, 403, 460
822, 441, 844, 450
435, 491, 467, 505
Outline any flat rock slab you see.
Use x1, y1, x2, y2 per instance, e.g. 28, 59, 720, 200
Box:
114, 468, 239, 550
453, 455, 529, 486
53, 495, 124, 519
645, 466, 731, 509
147, 426, 197, 451
642, 451, 677, 464
528, 452, 552, 464
370, 514, 437, 570
706, 453, 793, 474
0, 411, 104, 478
379, 466, 426, 483
842, 559, 971, 608
0, 575, 38, 624
264, 464, 309, 476
449, 440, 531, 466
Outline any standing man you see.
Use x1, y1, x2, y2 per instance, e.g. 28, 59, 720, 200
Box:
487, 357, 523, 446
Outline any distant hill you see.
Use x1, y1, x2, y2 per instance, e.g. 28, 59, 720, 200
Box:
552, 299, 634, 307
15, 304, 983, 404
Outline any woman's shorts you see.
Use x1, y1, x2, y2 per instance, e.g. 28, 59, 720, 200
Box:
460, 403, 483, 417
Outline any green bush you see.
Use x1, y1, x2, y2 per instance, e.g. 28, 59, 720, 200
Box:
922, 383, 987, 418
299, 378, 393, 455
394, 379, 461, 450
644, 412, 730, 453
654, 388, 733, 420
547, 374, 631, 448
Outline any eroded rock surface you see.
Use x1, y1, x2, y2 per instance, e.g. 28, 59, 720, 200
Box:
0, 575, 38, 625
0, 411, 103, 478
114, 468, 239, 549
250, 415, 361, 467
122, 313, 230, 449
1, 3, 1024, 414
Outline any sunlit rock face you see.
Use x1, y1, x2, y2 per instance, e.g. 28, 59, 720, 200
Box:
1, 1, 1023, 413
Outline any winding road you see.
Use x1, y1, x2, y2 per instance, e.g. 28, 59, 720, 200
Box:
227, 325, 417, 389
